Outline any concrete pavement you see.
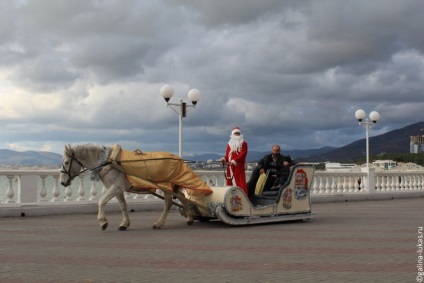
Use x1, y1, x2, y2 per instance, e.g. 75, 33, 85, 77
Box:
0, 198, 423, 283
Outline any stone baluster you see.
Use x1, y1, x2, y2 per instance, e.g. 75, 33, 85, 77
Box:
359, 176, 365, 191
356, 176, 361, 192
343, 176, 349, 193
410, 175, 415, 191
400, 176, 407, 191
375, 175, 380, 192
77, 175, 86, 201
323, 176, 329, 194
349, 176, 356, 193
6, 175, 16, 203
404, 176, 410, 190
395, 175, 401, 191
331, 177, 338, 193
380, 175, 385, 191
64, 184, 73, 201
342, 176, 347, 192
354, 176, 360, 192
39, 175, 48, 201
89, 181, 98, 200
402, 175, 407, 191
51, 175, 61, 202
317, 176, 324, 194
414, 175, 418, 190
381, 175, 387, 192
337, 176, 346, 193
335, 176, 341, 193
389, 175, 395, 191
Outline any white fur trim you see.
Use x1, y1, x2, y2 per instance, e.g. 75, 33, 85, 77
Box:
231, 128, 241, 135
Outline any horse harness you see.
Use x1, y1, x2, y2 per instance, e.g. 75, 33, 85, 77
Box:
60, 152, 113, 187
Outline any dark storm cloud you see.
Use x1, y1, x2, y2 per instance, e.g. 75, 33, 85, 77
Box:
0, 0, 423, 155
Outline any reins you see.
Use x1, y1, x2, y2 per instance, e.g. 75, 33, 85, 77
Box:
61, 153, 111, 186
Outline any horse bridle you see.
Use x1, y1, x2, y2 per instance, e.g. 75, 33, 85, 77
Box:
60, 153, 89, 187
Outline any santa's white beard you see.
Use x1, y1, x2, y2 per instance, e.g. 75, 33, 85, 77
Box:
228, 135, 244, 153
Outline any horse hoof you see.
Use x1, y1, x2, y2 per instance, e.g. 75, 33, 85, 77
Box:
118, 226, 127, 231
152, 224, 162, 230
186, 220, 194, 225
101, 222, 108, 231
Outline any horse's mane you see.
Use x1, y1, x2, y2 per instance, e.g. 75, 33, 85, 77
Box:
69, 144, 105, 158
66, 144, 112, 181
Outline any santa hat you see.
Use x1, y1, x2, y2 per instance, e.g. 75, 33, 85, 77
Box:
231, 127, 241, 135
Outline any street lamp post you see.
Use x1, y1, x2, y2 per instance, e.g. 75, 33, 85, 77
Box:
354, 109, 380, 168
160, 85, 201, 157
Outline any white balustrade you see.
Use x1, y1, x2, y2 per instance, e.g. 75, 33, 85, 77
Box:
0, 168, 423, 208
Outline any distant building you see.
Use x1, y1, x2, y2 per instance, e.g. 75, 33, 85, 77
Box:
410, 135, 424, 153
325, 162, 359, 171
372, 160, 397, 170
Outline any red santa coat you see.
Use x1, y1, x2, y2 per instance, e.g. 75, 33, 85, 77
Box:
223, 141, 248, 194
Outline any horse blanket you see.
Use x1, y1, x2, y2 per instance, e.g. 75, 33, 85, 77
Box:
108, 145, 213, 197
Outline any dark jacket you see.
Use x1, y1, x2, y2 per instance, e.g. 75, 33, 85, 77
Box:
257, 153, 295, 176
247, 153, 295, 195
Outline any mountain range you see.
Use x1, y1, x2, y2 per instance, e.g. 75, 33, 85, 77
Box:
302, 121, 424, 162
0, 149, 63, 167
0, 121, 422, 166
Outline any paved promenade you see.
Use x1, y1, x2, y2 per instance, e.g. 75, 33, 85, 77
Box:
1, 198, 423, 283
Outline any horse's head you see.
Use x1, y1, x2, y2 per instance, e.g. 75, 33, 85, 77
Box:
60, 144, 85, 187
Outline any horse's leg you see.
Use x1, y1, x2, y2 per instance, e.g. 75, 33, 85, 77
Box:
152, 192, 173, 229
115, 192, 130, 231
98, 187, 119, 231
177, 191, 194, 225
153, 190, 194, 228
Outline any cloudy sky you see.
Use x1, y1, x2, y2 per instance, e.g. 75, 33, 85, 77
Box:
1, 0, 423, 156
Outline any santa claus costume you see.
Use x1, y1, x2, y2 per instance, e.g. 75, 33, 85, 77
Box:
221, 127, 248, 195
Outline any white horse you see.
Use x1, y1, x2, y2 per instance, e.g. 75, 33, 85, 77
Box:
59, 144, 209, 231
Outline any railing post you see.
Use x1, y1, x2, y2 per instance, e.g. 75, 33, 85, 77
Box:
361, 167, 376, 193
18, 175, 38, 203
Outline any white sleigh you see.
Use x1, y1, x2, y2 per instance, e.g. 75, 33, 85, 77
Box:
179, 164, 315, 225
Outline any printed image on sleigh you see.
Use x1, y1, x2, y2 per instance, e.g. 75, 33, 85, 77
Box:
180, 164, 315, 225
